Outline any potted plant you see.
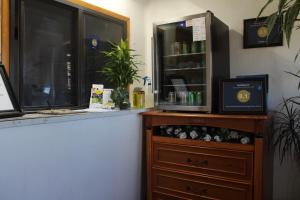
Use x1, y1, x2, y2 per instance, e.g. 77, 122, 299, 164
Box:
102, 39, 140, 109
259, 0, 300, 165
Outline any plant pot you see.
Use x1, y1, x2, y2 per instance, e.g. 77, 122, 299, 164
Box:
119, 100, 130, 110
111, 87, 131, 110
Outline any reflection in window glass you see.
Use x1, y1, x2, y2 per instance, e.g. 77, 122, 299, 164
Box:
83, 13, 125, 105
21, 0, 77, 108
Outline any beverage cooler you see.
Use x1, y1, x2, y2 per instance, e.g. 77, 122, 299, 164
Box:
153, 11, 230, 112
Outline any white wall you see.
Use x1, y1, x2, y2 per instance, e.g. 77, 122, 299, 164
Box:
144, 0, 300, 199
0, 113, 142, 200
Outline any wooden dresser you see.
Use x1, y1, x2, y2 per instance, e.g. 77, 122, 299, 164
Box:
142, 111, 273, 200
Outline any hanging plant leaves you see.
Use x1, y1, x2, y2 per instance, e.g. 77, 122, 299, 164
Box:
259, 1, 300, 166
259, 0, 300, 48
273, 98, 300, 165
258, 0, 274, 18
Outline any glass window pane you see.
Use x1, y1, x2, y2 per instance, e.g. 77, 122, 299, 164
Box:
83, 13, 126, 105
21, 0, 77, 108
157, 21, 207, 107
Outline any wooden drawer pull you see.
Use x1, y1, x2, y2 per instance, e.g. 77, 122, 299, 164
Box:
186, 158, 208, 167
186, 185, 192, 191
185, 186, 208, 195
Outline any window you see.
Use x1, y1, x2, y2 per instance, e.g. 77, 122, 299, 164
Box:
82, 12, 126, 105
20, 0, 77, 108
10, 0, 127, 110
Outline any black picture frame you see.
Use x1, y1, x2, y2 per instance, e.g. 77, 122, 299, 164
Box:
243, 17, 283, 49
219, 78, 267, 115
0, 65, 23, 118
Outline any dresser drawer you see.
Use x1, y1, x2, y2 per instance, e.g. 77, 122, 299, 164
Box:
153, 192, 192, 200
153, 140, 253, 181
153, 169, 252, 200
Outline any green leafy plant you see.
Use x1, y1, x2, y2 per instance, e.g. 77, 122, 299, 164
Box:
259, 0, 300, 165
273, 98, 300, 165
102, 39, 140, 89
259, 0, 300, 49
102, 39, 140, 109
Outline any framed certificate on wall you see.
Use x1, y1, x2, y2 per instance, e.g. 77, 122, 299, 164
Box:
244, 17, 283, 48
0, 65, 22, 118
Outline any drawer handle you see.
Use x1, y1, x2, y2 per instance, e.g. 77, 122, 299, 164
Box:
197, 160, 208, 166
186, 158, 208, 167
185, 186, 208, 195
186, 186, 192, 191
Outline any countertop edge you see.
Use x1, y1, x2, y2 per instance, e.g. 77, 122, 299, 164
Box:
0, 109, 146, 130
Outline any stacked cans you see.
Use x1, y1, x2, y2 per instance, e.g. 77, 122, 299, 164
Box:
168, 91, 202, 105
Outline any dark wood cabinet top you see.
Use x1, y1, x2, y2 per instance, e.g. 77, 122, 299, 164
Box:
142, 110, 269, 120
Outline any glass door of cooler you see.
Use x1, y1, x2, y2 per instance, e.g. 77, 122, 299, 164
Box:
154, 16, 209, 111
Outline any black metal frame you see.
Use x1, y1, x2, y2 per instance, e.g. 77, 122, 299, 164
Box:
219, 78, 267, 115
243, 17, 283, 49
0, 65, 23, 118
9, 0, 127, 111
80, 10, 127, 107
19, 0, 79, 111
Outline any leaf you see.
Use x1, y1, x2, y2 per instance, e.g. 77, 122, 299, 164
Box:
273, 96, 300, 165
283, 1, 300, 46
101, 39, 141, 88
259, 0, 300, 48
294, 48, 300, 62
265, 12, 279, 39
285, 70, 300, 78
285, 70, 300, 90
258, 0, 274, 18
279, 0, 289, 12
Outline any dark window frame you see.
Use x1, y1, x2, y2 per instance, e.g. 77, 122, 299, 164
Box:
80, 10, 127, 107
9, 0, 127, 111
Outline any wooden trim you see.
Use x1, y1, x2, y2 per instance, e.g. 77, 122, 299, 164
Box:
141, 110, 269, 120
146, 129, 153, 200
67, 0, 129, 22
1, 0, 10, 74
127, 18, 131, 45
254, 138, 263, 200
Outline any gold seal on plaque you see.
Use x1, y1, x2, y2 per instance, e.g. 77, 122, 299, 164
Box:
257, 26, 269, 38
237, 90, 251, 103
92, 39, 98, 47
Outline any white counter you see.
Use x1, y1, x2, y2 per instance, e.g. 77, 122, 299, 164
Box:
0, 109, 144, 129
0, 109, 144, 200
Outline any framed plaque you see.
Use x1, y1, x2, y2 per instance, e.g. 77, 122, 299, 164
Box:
220, 78, 267, 114
0, 65, 23, 118
244, 17, 283, 48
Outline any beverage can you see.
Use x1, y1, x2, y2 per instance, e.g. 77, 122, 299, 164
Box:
201, 41, 206, 53
194, 91, 202, 106
188, 91, 195, 105
168, 92, 176, 104
179, 91, 187, 104
182, 42, 188, 54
